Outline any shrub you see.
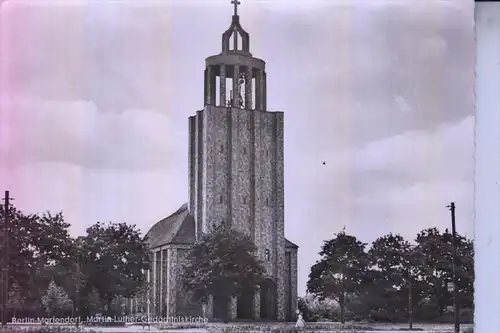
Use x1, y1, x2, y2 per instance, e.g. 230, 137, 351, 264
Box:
298, 297, 313, 321
460, 308, 474, 323
158, 322, 207, 329
82, 320, 125, 327
297, 294, 340, 322
40, 281, 73, 317
369, 309, 401, 322
205, 322, 374, 333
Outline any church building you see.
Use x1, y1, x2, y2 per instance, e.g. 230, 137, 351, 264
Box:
139, 1, 298, 321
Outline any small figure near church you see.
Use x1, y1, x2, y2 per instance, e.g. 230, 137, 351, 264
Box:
295, 310, 305, 328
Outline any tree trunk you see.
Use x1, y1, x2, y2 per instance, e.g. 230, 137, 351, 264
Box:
408, 276, 413, 330
107, 298, 113, 316
339, 292, 345, 324
224, 296, 230, 323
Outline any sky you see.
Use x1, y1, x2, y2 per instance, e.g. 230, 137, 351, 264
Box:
0, 0, 474, 295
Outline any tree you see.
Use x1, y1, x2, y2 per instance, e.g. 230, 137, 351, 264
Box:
82, 222, 150, 315
41, 281, 73, 316
62, 238, 106, 318
457, 237, 474, 309
7, 282, 24, 318
82, 287, 103, 316
0, 204, 74, 316
307, 230, 369, 323
441, 230, 474, 310
110, 295, 129, 316
414, 228, 474, 319
365, 233, 421, 323
181, 222, 265, 315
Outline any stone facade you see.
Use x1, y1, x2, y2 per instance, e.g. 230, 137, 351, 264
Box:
187, 106, 291, 320
132, 6, 298, 323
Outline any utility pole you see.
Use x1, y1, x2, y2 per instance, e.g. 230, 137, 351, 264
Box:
1, 191, 13, 326
447, 202, 460, 333
75, 251, 81, 328
408, 269, 413, 330
147, 270, 150, 321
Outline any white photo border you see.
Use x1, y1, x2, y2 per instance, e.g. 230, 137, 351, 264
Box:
474, 1, 500, 333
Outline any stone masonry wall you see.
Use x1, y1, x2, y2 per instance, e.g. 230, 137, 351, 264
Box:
257, 111, 276, 276
214, 108, 229, 228
188, 105, 287, 320
274, 112, 286, 320
166, 248, 178, 316
148, 246, 203, 319
161, 249, 168, 316
284, 248, 298, 321
231, 108, 252, 237
202, 107, 215, 234
188, 116, 196, 216
155, 251, 161, 315
290, 248, 298, 321
284, 251, 291, 321
149, 252, 156, 316
189, 111, 205, 239
252, 111, 262, 247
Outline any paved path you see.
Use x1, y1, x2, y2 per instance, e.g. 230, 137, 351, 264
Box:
82, 327, 205, 332
5, 325, 207, 332
75, 326, 207, 332
5, 322, 473, 332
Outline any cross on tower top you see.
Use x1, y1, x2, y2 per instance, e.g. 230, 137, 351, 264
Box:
231, 0, 241, 16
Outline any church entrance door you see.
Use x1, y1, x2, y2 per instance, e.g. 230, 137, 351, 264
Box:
213, 295, 229, 321
259, 279, 276, 320
237, 290, 254, 319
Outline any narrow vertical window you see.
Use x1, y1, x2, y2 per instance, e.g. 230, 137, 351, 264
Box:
219, 195, 223, 204
215, 76, 221, 106
266, 150, 269, 157
251, 77, 256, 110
243, 196, 246, 204
221, 145, 224, 153
266, 197, 269, 205
243, 147, 247, 155
265, 249, 271, 261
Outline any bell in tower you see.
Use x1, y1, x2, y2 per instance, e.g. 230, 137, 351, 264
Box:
203, 0, 267, 110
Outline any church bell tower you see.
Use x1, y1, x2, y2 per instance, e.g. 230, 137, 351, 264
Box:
188, 0, 287, 320
202, 0, 266, 110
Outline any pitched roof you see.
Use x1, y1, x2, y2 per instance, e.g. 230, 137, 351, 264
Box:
285, 238, 299, 249
145, 203, 195, 249
146, 204, 298, 251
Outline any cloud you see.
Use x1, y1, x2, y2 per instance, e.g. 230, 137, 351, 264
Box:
0, 1, 474, 145
263, 0, 473, 151
290, 115, 473, 198
0, 96, 186, 170
0, 161, 187, 237
352, 116, 474, 186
